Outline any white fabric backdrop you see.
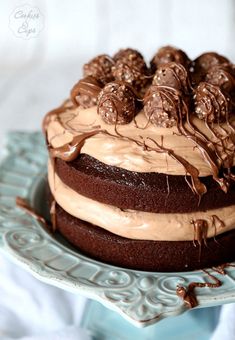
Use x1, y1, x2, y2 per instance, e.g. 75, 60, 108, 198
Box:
1, 0, 235, 339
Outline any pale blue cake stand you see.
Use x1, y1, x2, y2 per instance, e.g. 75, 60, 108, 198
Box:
81, 301, 220, 339
1, 132, 234, 339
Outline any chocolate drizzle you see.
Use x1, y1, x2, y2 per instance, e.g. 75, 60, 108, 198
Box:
145, 137, 207, 198
191, 219, 208, 247
48, 130, 103, 162
144, 85, 188, 128
102, 120, 207, 198
194, 82, 231, 123
193, 82, 235, 184
112, 60, 148, 92
191, 216, 226, 260
83, 54, 114, 85
42, 101, 72, 135
50, 200, 56, 232
191, 219, 208, 261
176, 269, 222, 308
212, 214, 225, 240
70, 76, 103, 108
177, 97, 230, 193
16, 196, 47, 225
144, 84, 229, 196
97, 81, 137, 125
152, 62, 192, 94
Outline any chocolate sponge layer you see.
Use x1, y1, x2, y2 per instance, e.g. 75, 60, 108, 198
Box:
54, 202, 235, 272
55, 155, 235, 213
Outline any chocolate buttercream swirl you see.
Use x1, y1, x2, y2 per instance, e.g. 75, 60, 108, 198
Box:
150, 45, 190, 73
97, 81, 137, 125
42, 99, 73, 135
152, 62, 192, 94
70, 76, 103, 108
83, 54, 114, 85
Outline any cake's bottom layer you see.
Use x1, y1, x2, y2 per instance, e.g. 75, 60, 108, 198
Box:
55, 202, 235, 272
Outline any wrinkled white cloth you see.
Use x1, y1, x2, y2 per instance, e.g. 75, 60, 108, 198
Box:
211, 304, 235, 340
0, 252, 90, 340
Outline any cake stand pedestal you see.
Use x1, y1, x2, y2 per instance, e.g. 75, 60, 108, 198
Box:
81, 300, 220, 340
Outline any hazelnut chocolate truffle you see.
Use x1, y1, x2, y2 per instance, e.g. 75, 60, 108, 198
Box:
144, 85, 188, 128
112, 48, 149, 93
97, 81, 137, 124
150, 45, 190, 73
194, 82, 231, 123
70, 76, 103, 108
112, 60, 147, 91
152, 62, 192, 94
113, 48, 147, 71
205, 64, 235, 94
83, 54, 114, 85
192, 52, 229, 84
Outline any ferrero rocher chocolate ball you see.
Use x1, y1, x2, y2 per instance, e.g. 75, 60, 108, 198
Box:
194, 82, 231, 123
144, 85, 188, 128
150, 46, 190, 73
113, 48, 147, 71
192, 52, 229, 85
97, 81, 137, 124
112, 59, 147, 91
70, 76, 103, 108
194, 52, 229, 73
205, 64, 235, 94
83, 54, 114, 85
152, 62, 192, 94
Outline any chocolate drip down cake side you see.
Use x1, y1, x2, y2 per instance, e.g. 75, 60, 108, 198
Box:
43, 46, 235, 272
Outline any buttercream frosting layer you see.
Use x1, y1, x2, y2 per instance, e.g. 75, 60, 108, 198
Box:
48, 161, 235, 241
46, 104, 235, 177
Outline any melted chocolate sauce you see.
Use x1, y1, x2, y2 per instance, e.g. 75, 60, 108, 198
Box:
50, 200, 56, 232
177, 269, 222, 308
70, 76, 102, 107
16, 196, 47, 225
42, 100, 73, 135
48, 130, 103, 162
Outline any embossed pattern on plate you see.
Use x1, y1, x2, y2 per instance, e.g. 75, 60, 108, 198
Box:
0, 132, 235, 327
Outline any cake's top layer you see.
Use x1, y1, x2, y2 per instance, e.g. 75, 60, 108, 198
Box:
43, 46, 235, 200
46, 104, 235, 177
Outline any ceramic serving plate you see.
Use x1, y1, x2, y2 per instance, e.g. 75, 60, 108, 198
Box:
0, 131, 235, 328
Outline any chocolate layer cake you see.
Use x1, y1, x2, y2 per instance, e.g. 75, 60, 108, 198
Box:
43, 46, 235, 271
